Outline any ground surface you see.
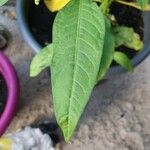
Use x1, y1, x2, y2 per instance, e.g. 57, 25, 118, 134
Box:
0, 2, 150, 150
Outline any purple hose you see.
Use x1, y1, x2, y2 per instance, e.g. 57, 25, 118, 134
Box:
0, 52, 20, 136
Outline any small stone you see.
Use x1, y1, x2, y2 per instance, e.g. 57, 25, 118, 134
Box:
119, 129, 127, 140
2, 9, 16, 20
0, 34, 7, 49
0, 25, 10, 49
55, 143, 62, 150
124, 132, 144, 150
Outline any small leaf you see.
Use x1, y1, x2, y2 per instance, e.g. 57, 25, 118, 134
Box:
0, 0, 8, 6
52, 0, 105, 141
97, 17, 115, 81
113, 26, 143, 51
136, 0, 148, 9
116, 0, 150, 11
114, 51, 134, 71
30, 44, 53, 77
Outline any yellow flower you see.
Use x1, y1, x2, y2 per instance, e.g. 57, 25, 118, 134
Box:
0, 137, 12, 150
44, 0, 70, 12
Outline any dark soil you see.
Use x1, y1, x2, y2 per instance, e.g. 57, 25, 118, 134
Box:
0, 75, 7, 113
28, 0, 56, 47
31, 122, 61, 146
110, 2, 144, 59
28, 1, 144, 60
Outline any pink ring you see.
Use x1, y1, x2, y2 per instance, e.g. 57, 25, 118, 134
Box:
0, 52, 20, 136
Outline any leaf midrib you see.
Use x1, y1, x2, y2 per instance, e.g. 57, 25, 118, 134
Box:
68, 0, 83, 136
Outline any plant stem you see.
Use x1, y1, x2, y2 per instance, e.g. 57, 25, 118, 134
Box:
100, 0, 114, 14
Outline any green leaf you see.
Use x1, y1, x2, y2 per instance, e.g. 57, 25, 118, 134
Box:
30, 44, 53, 77
51, 0, 105, 141
97, 18, 115, 82
136, 0, 148, 9
114, 51, 134, 71
0, 0, 8, 6
113, 26, 143, 51
116, 0, 150, 11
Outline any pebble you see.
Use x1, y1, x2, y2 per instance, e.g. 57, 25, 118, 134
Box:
0, 25, 9, 49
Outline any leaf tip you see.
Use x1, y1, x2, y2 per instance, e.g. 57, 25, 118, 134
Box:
62, 127, 74, 142
57, 115, 77, 142
129, 65, 134, 72
29, 71, 37, 77
29, 65, 38, 77
30, 59, 40, 77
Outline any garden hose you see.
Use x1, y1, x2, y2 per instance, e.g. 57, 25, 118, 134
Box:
0, 52, 19, 136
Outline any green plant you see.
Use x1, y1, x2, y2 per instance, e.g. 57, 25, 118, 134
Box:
30, 0, 150, 141
0, 0, 8, 6
1, 0, 149, 142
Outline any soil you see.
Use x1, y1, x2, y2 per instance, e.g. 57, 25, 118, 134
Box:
31, 122, 61, 146
110, 2, 144, 59
0, 75, 7, 113
28, 1, 144, 60
28, 0, 56, 47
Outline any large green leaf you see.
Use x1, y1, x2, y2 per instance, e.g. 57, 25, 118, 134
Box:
51, 0, 105, 141
30, 44, 53, 77
0, 0, 8, 6
97, 17, 115, 82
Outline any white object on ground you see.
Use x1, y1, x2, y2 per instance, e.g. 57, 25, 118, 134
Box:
0, 127, 55, 150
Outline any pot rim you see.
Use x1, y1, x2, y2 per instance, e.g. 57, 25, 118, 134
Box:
16, 0, 150, 77
16, 0, 41, 53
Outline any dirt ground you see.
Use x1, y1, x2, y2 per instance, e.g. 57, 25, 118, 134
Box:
0, 1, 150, 150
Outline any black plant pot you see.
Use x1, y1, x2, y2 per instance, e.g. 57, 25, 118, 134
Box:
16, 0, 150, 78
